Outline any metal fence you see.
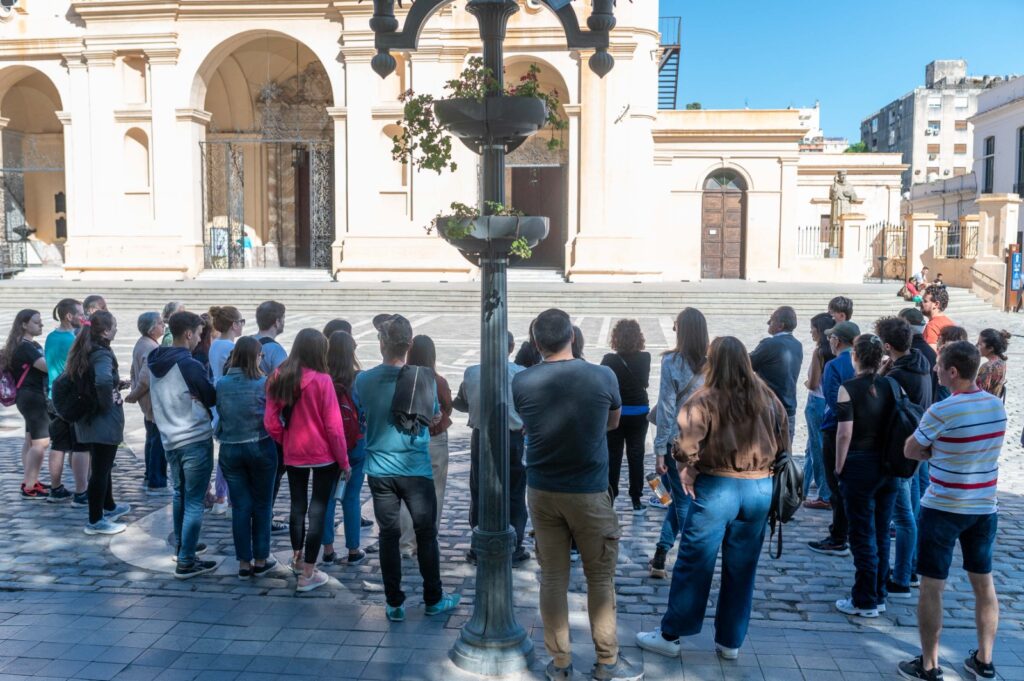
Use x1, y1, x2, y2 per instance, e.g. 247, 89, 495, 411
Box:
864, 221, 906, 280
933, 220, 978, 259
796, 224, 843, 258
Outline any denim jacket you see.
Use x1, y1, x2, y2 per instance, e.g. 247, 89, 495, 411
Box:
654, 352, 705, 454
215, 369, 268, 444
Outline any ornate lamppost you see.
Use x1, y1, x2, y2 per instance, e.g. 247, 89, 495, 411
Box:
368, 0, 618, 675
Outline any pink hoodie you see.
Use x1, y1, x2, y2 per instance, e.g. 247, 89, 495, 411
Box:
265, 369, 349, 469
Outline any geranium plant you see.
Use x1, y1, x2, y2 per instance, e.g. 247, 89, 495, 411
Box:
392, 57, 567, 174
428, 200, 534, 259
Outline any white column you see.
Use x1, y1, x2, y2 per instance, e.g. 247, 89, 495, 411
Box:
59, 53, 94, 272
82, 50, 118, 236
173, 108, 212, 277
146, 49, 181, 236
327, 106, 348, 274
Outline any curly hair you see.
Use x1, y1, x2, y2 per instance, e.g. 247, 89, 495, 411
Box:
979, 328, 1010, 361
923, 285, 949, 311
610, 319, 645, 354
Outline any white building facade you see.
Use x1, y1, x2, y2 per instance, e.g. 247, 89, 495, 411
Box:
0, 0, 904, 283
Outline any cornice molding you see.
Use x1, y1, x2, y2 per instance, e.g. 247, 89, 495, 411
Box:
55, 112, 73, 126
83, 50, 118, 66
371, 105, 403, 121
175, 107, 212, 126
114, 108, 153, 123
326, 106, 348, 121
0, 117, 9, 131
0, 38, 84, 58
71, 1, 335, 23
652, 129, 808, 143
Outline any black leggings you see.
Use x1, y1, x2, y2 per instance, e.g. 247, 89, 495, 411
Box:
271, 442, 286, 507
87, 443, 118, 524
287, 464, 340, 565
608, 413, 649, 502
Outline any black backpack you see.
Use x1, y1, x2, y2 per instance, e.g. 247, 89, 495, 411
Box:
51, 367, 97, 423
881, 376, 924, 478
767, 406, 804, 559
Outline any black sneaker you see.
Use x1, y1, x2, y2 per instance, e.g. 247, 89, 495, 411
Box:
910, 573, 921, 587
170, 543, 208, 562
964, 650, 995, 679
649, 547, 668, 579
47, 485, 72, 503
512, 547, 531, 565
631, 499, 645, 515
466, 549, 478, 566
897, 656, 944, 680
346, 549, 367, 566
174, 559, 218, 580
360, 516, 374, 528
887, 580, 913, 598
72, 491, 88, 506
271, 520, 289, 535
252, 559, 278, 576
808, 538, 851, 557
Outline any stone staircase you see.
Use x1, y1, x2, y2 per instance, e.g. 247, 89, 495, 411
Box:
0, 279, 995, 318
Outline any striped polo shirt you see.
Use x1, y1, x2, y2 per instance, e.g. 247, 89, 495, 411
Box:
914, 389, 1006, 515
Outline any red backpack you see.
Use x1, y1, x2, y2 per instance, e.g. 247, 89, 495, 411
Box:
0, 364, 30, 407
336, 385, 362, 448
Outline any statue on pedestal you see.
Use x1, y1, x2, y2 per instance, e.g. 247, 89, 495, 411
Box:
829, 170, 859, 249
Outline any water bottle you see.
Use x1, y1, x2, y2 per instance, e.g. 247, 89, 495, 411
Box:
645, 473, 672, 506
334, 477, 347, 502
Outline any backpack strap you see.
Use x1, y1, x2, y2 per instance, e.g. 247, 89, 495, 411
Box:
15, 363, 30, 390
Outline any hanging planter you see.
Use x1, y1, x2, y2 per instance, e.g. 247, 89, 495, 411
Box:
433, 96, 547, 153
431, 202, 549, 263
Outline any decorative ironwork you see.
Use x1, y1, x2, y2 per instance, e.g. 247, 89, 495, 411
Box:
308, 143, 335, 269
0, 130, 65, 274
934, 220, 979, 259
865, 221, 906, 280
201, 142, 246, 269
796, 224, 842, 258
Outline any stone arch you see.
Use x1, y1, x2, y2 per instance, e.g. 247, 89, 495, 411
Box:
693, 161, 754, 193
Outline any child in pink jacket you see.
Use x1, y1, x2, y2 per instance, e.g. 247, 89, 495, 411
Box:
265, 329, 350, 593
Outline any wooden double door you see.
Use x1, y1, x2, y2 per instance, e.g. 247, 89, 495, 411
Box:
701, 190, 744, 279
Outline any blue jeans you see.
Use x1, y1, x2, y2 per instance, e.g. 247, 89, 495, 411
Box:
656, 463, 692, 553
219, 437, 277, 562
660, 475, 772, 649
916, 460, 930, 498
802, 396, 829, 502
838, 450, 897, 608
323, 454, 366, 550
165, 439, 214, 565
890, 476, 918, 588
144, 419, 168, 490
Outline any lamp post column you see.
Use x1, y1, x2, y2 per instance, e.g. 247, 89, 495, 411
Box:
449, 0, 534, 675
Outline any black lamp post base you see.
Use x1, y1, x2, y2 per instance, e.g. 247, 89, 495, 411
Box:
449, 626, 534, 677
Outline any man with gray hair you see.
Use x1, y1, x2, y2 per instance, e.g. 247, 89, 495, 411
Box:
750, 305, 802, 444
125, 311, 171, 494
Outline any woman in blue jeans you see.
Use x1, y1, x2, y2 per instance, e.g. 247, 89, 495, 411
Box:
649, 307, 708, 578
803, 313, 835, 508
215, 337, 277, 578
321, 330, 368, 565
637, 336, 788, 661
833, 334, 899, 617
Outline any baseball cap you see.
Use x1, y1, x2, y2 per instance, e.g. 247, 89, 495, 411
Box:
898, 307, 925, 327
825, 320, 860, 344
377, 314, 413, 346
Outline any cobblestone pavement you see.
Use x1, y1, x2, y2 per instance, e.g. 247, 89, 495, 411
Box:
0, 302, 1022, 679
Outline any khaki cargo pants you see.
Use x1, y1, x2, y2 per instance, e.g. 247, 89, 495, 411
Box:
528, 487, 622, 668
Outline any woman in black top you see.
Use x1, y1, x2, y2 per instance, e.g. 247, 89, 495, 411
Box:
1, 309, 50, 499
834, 333, 899, 618
601, 319, 651, 513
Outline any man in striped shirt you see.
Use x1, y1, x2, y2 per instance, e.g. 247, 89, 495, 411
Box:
898, 341, 1005, 681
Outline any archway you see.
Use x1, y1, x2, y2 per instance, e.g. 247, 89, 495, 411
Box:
0, 67, 65, 272
198, 34, 335, 270
503, 57, 569, 271
700, 169, 747, 279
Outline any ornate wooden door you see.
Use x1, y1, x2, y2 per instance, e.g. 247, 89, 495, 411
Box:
701, 172, 745, 279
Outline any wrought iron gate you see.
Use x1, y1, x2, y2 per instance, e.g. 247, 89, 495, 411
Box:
200, 140, 334, 270
0, 130, 63, 275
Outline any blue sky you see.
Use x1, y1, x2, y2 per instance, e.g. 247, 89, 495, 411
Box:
658, 0, 1024, 142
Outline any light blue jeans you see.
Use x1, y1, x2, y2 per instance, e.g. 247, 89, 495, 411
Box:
323, 451, 367, 551
802, 395, 829, 502
656, 449, 693, 553
890, 475, 917, 588
660, 475, 772, 649
165, 438, 214, 565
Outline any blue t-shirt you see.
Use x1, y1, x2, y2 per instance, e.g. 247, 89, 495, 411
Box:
355, 364, 436, 479
513, 359, 621, 494
44, 329, 76, 398
209, 338, 234, 383
255, 334, 288, 377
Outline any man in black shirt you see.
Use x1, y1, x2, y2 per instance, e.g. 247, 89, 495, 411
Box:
750, 306, 803, 445
899, 307, 937, 400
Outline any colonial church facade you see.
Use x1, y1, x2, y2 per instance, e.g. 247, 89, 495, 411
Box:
0, 0, 905, 282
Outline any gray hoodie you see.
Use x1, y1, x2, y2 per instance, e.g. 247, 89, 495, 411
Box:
147, 347, 217, 451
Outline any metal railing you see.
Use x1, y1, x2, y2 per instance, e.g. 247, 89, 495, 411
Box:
796, 224, 843, 258
659, 17, 681, 47
933, 220, 978, 259
865, 221, 906, 280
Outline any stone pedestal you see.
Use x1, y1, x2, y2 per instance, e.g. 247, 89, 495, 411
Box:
972, 194, 1023, 307
905, 212, 938, 278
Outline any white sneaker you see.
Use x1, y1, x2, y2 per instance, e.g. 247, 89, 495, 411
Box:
84, 519, 127, 535
635, 629, 680, 657
296, 569, 329, 593
646, 495, 669, 510
876, 602, 887, 613
210, 501, 229, 515
716, 644, 739, 660
835, 598, 879, 618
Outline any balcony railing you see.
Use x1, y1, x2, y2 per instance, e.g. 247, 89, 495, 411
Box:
659, 17, 681, 47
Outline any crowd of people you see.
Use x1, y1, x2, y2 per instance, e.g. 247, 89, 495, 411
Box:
0, 285, 1012, 681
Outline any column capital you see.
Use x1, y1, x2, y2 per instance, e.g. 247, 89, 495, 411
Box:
83, 50, 117, 67
338, 46, 377, 63
175, 108, 212, 126
563, 104, 581, 117
54, 112, 72, 127
62, 53, 88, 70
415, 45, 470, 62
146, 48, 180, 66
326, 106, 348, 121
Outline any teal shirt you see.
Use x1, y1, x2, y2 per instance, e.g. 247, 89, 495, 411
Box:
44, 329, 76, 398
355, 364, 436, 479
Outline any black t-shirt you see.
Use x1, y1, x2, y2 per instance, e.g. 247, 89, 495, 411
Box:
512, 359, 621, 493
10, 340, 46, 395
600, 351, 650, 407
835, 374, 898, 452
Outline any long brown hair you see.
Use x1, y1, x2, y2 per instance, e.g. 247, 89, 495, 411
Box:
66, 310, 116, 378
1, 309, 40, 368
664, 307, 708, 374
267, 328, 328, 406
704, 336, 773, 424
225, 336, 263, 380
327, 331, 360, 393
